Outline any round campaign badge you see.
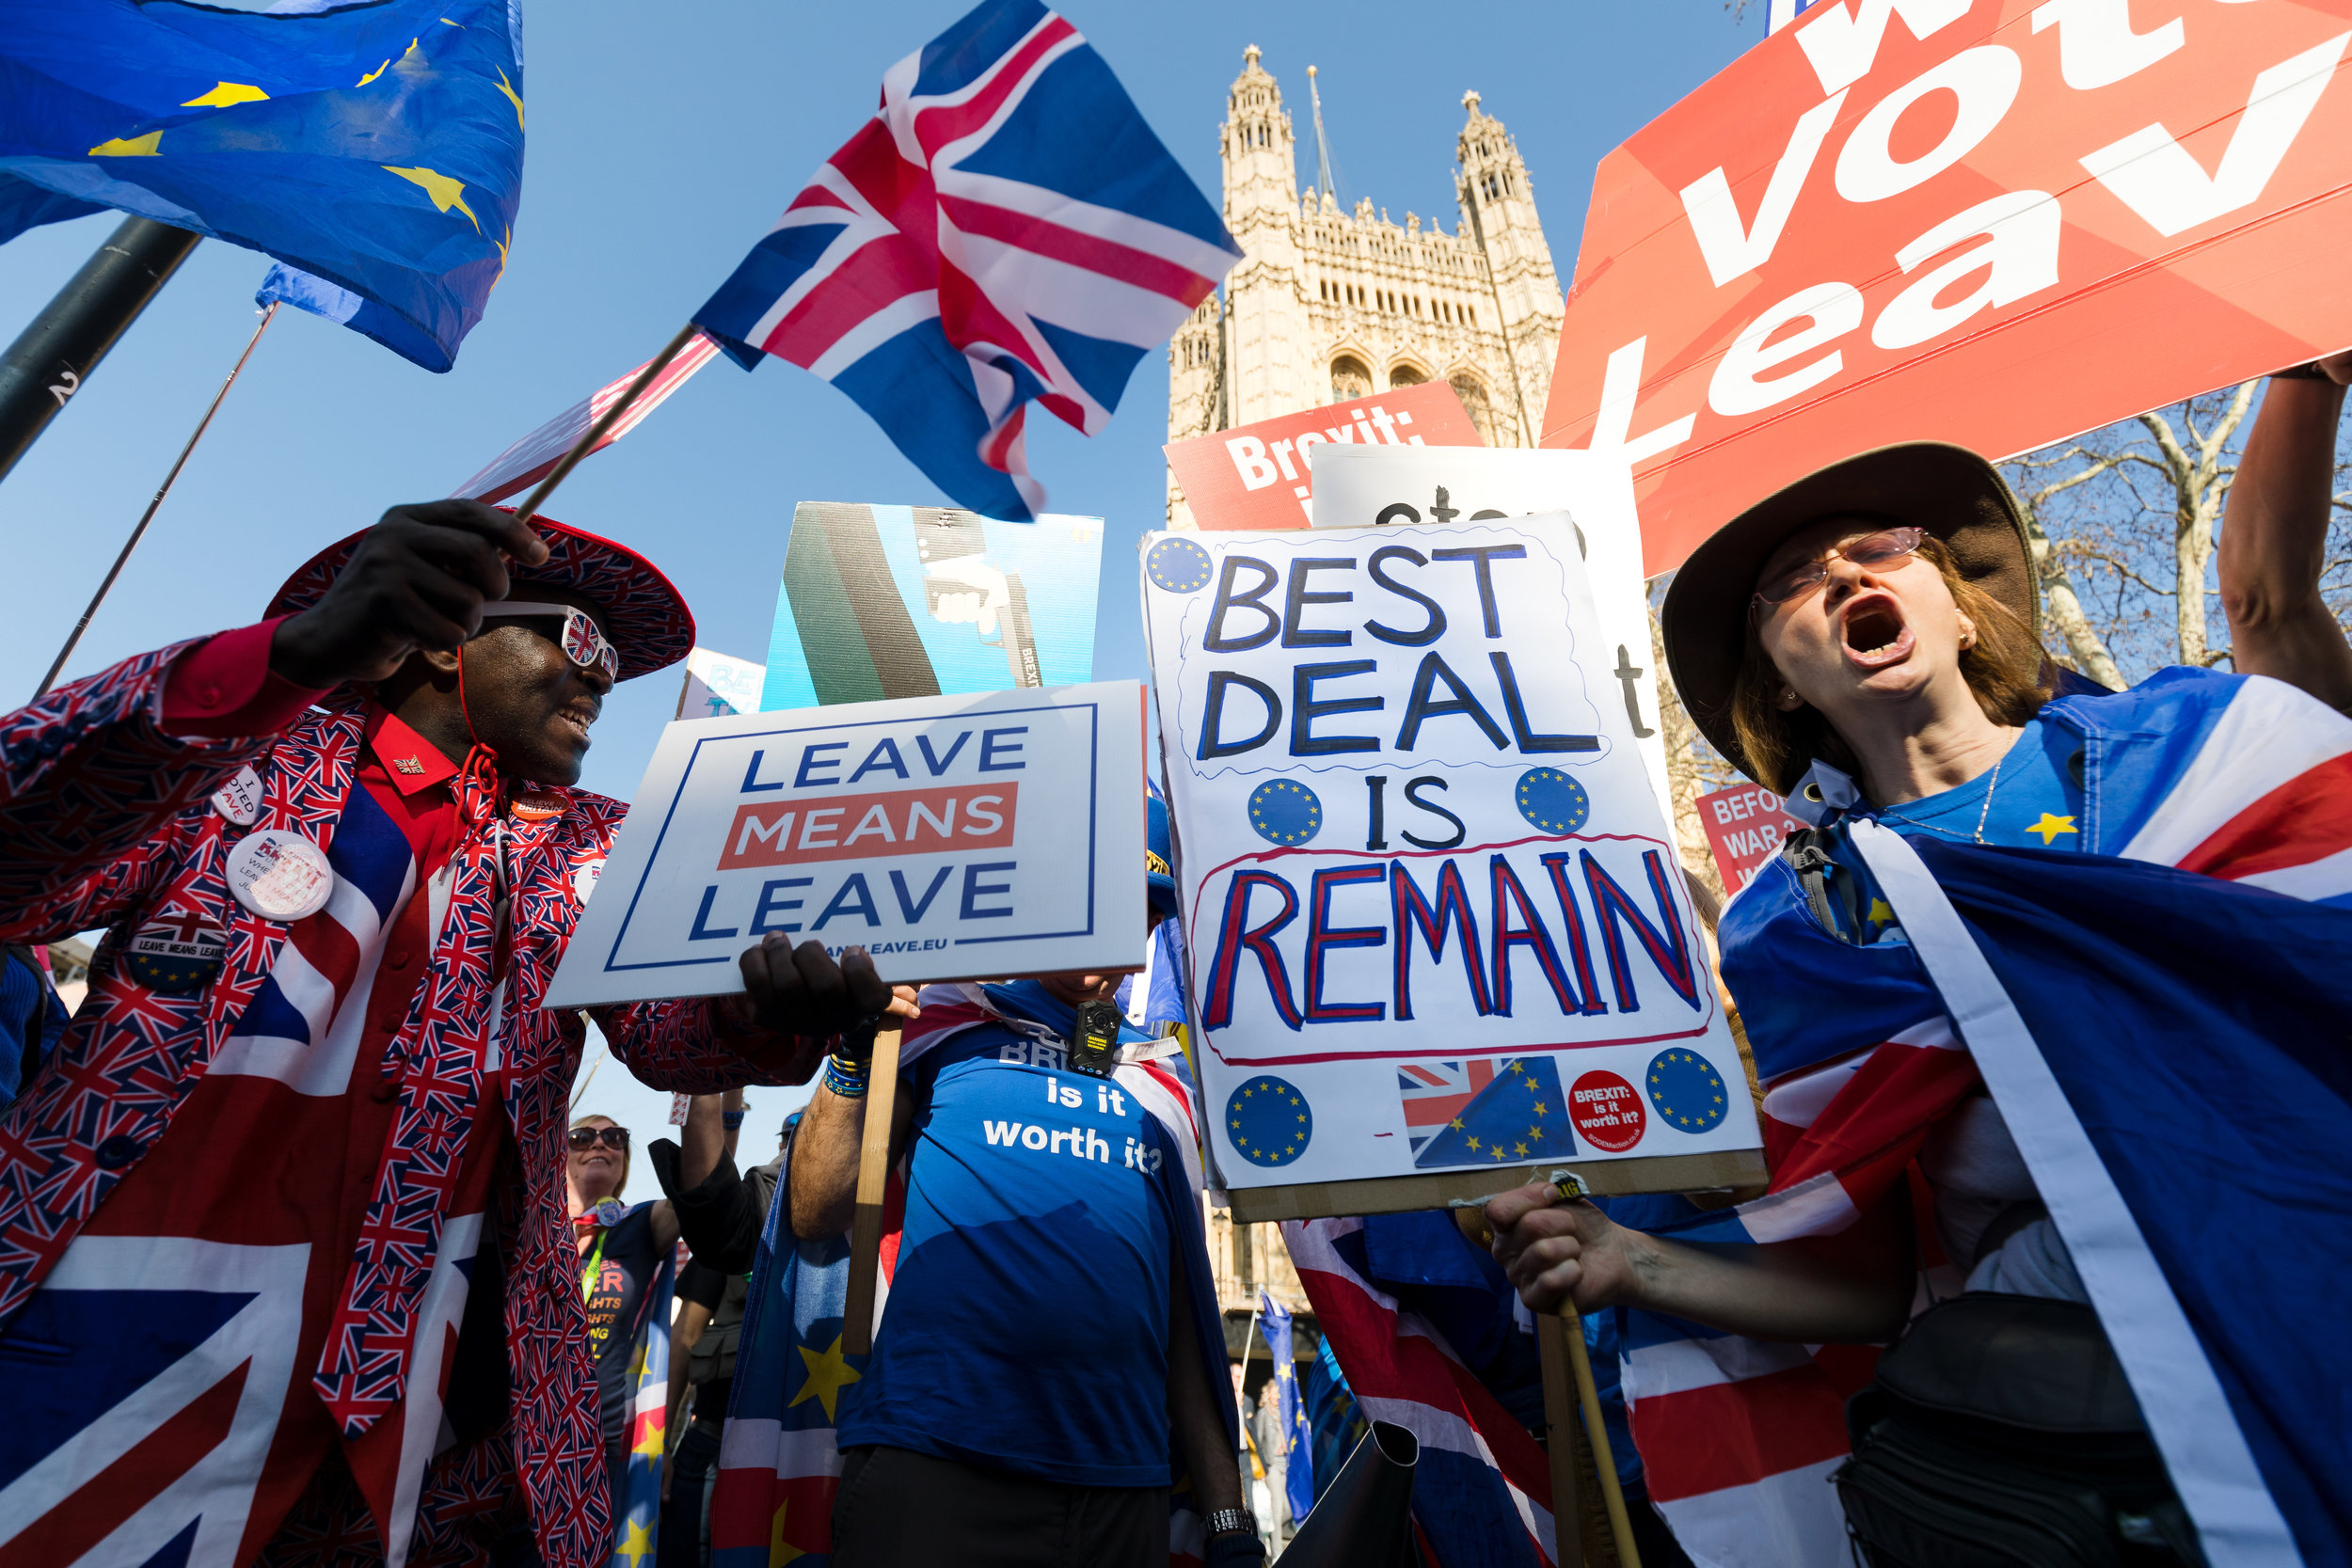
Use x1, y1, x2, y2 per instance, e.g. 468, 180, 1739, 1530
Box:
1516, 768, 1591, 835
1248, 780, 1322, 846
511, 789, 567, 825
1145, 537, 1214, 594
1568, 1069, 1646, 1153
1225, 1074, 1311, 1167
1645, 1050, 1729, 1134
125, 911, 228, 993
225, 830, 336, 923
210, 765, 263, 827
573, 857, 606, 904
591, 1197, 628, 1228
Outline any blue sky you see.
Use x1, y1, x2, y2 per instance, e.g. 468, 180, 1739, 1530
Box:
0, 0, 1755, 1152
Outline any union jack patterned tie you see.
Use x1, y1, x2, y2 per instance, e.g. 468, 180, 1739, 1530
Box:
314, 746, 505, 1433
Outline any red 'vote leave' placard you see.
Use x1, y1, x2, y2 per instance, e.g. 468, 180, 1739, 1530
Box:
1542, 0, 2352, 577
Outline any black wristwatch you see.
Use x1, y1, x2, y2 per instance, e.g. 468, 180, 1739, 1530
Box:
1206, 1507, 1257, 1538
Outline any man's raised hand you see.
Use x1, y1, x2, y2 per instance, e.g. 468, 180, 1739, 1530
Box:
269, 500, 549, 689
737, 935, 917, 1046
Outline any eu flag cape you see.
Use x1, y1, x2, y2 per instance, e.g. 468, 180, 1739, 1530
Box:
0, 0, 525, 372
1614, 670, 2352, 1568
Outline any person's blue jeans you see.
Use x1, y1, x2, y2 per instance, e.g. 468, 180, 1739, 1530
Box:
659, 1418, 723, 1568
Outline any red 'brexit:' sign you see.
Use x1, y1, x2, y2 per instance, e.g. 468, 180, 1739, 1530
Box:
1542, 0, 2352, 575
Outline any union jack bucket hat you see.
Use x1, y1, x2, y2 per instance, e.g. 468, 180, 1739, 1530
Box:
267, 509, 696, 682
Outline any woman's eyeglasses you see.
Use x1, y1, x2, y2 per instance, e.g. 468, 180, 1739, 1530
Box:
477, 601, 620, 680
567, 1125, 629, 1151
1751, 527, 1927, 610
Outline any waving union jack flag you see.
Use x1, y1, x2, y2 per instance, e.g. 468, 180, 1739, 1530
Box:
692, 0, 1240, 521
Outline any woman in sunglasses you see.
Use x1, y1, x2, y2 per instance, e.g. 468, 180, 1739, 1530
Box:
1482, 427, 2352, 1565
568, 1115, 682, 1526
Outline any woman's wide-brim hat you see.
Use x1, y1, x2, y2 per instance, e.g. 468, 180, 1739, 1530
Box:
1660, 442, 2038, 782
267, 511, 695, 682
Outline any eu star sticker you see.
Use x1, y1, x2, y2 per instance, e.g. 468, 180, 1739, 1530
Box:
1515, 768, 1591, 835
1645, 1049, 1729, 1133
1248, 780, 1323, 846
2026, 813, 2078, 845
1227, 1075, 1311, 1167
1146, 536, 1214, 594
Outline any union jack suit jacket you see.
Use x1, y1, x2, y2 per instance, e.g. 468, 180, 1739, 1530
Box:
0, 637, 784, 1566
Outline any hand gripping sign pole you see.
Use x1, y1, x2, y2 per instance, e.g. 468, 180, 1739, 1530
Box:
1455, 1175, 1642, 1568
841, 1027, 903, 1357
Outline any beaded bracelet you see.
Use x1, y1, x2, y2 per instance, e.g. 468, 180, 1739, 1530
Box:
820, 1052, 868, 1100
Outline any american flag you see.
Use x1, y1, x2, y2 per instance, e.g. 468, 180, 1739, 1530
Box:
691, 0, 1240, 522
449, 333, 723, 504
1626, 671, 2352, 1568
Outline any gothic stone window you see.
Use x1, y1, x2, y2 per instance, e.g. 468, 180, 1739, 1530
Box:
1389, 364, 1425, 388
1331, 356, 1373, 401
1451, 373, 1497, 444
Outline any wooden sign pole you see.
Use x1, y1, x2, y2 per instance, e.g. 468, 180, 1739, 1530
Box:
1560, 1307, 1643, 1568
1536, 1314, 1586, 1568
840, 1028, 902, 1356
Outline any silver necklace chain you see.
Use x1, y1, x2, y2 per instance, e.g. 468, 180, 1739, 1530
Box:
1883, 741, 2009, 845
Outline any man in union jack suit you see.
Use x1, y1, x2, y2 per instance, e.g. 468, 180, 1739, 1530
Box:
0, 501, 896, 1568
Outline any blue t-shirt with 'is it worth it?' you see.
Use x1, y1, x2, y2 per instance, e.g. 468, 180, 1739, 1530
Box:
834, 982, 1189, 1487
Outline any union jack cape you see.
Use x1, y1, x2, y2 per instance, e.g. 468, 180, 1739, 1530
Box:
1618, 668, 2352, 1568
1282, 1217, 1559, 1567
707, 984, 1231, 1566
691, 0, 1240, 521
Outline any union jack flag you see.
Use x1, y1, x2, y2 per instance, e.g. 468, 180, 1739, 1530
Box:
691, 0, 1240, 521
1623, 670, 2352, 1568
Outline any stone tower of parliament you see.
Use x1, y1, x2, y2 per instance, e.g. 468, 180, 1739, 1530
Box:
1165, 45, 1567, 529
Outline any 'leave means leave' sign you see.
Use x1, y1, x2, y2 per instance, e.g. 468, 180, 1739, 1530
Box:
547, 685, 1147, 1006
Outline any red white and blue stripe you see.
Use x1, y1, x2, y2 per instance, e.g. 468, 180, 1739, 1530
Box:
1283, 1216, 1557, 1567
1628, 669, 2352, 1568
691, 0, 1239, 521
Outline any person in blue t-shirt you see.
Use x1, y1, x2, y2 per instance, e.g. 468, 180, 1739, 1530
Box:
784, 797, 1261, 1568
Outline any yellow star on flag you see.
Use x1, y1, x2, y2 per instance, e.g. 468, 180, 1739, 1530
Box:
790, 1333, 862, 1422
1490, 1145, 1509, 1160
771, 1498, 804, 1565
1465, 1135, 1481, 1151
384, 165, 481, 231
614, 1518, 655, 1568
1867, 898, 1894, 926
182, 82, 269, 108
2026, 813, 2079, 845
1449, 1117, 1465, 1130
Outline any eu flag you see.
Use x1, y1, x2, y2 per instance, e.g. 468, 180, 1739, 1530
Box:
0, 0, 525, 372
1404, 1055, 1578, 1171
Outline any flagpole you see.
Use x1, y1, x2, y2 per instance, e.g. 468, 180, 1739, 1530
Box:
34, 301, 277, 700
507, 322, 702, 530
0, 216, 203, 486
841, 1026, 904, 1355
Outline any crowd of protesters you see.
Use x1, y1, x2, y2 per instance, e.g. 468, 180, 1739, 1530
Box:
0, 353, 2343, 1568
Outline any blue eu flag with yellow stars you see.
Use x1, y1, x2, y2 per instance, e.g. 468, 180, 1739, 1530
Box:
0, 0, 526, 372
1406, 1055, 1578, 1170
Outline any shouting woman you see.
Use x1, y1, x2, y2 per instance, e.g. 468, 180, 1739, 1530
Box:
1486, 412, 2352, 1566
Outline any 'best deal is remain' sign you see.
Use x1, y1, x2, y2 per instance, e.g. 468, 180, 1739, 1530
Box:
547, 685, 1147, 1006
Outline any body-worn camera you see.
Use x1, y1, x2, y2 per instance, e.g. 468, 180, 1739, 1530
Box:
1068, 998, 1122, 1077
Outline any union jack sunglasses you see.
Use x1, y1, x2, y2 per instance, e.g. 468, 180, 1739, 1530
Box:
477, 601, 620, 680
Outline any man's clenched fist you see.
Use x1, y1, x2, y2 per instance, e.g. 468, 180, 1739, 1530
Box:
270, 501, 549, 689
